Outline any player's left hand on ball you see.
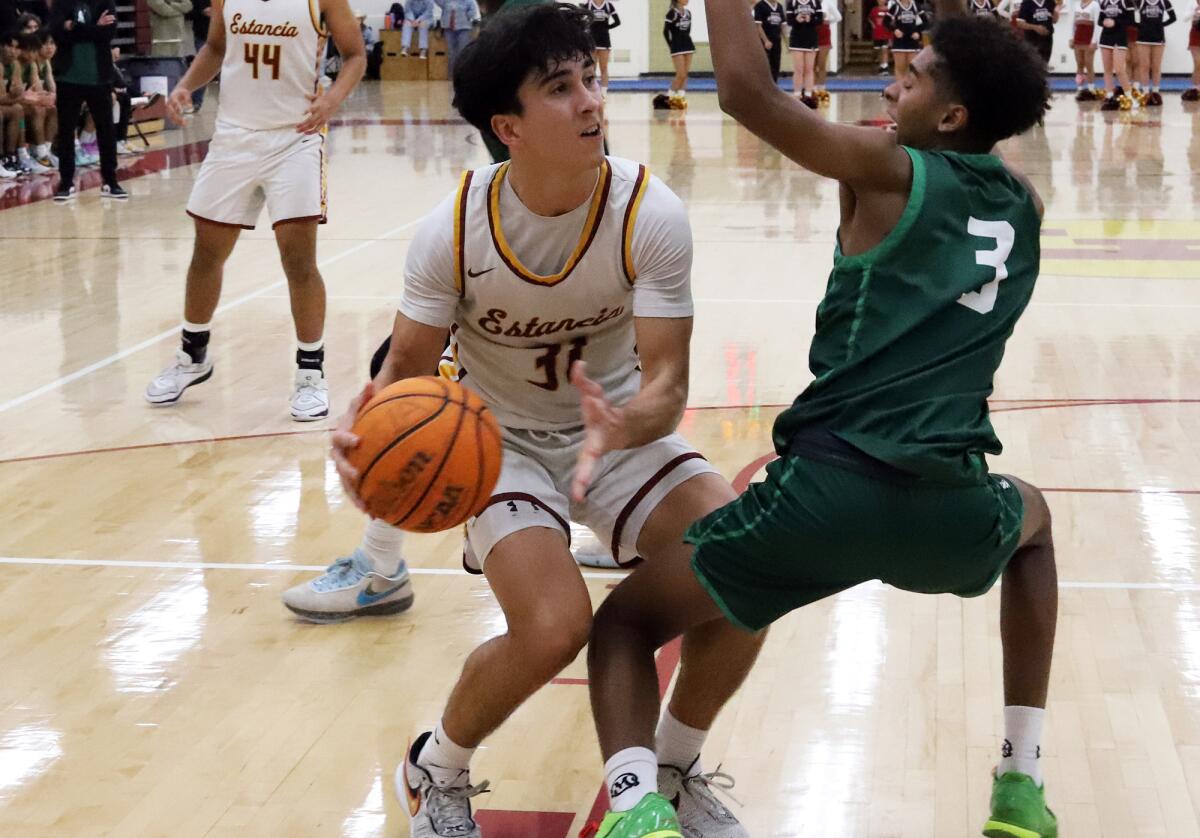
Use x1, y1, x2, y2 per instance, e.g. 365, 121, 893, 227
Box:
570, 361, 623, 503
330, 382, 375, 513
297, 89, 337, 134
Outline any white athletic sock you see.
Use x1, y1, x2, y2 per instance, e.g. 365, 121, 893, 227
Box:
605, 747, 658, 813
183, 319, 211, 334
417, 720, 477, 788
297, 338, 324, 353
655, 709, 708, 775
997, 705, 1045, 786
362, 518, 406, 577
35, 142, 49, 157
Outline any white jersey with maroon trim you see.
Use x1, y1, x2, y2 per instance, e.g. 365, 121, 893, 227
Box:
399, 156, 695, 432
217, 0, 326, 130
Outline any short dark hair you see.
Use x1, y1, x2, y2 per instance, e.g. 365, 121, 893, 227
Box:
452, 4, 595, 139
17, 12, 41, 31
929, 16, 1050, 150
18, 32, 41, 52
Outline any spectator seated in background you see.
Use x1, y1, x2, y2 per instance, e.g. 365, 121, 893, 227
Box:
1, 31, 25, 177
401, 0, 434, 57
358, 10, 383, 79
17, 30, 54, 171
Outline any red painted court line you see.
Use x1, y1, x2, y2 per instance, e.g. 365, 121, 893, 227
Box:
0, 428, 326, 466
474, 810, 575, 838
3, 397, 1197, 468
551, 677, 590, 686
579, 638, 684, 832
0, 139, 212, 211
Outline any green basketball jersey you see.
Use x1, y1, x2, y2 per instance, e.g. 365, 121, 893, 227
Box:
773, 147, 1042, 485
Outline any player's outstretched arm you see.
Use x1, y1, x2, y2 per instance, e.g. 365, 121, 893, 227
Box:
300, 0, 367, 133
706, 0, 910, 191
570, 317, 692, 501
169, 0, 225, 122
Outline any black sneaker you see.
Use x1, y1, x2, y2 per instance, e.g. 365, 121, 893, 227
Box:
53, 184, 77, 202
100, 183, 129, 200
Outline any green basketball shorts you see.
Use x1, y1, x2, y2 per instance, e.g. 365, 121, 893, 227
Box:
687, 454, 1025, 632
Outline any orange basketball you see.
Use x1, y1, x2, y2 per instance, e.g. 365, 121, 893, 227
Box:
347, 377, 502, 533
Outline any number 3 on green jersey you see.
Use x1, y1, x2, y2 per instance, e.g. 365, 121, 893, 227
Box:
958, 217, 1015, 315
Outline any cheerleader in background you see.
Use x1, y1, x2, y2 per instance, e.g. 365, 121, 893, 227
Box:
996, 0, 1024, 31
754, 0, 788, 81
813, 0, 842, 104
1135, 0, 1176, 105
886, 0, 927, 78
787, 0, 823, 107
663, 0, 695, 108
869, 0, 891, 74
1098, 0, 1136, 109
1073, 0, 1101, 99
582, 0, 621, 96
969, 0, 1000, 16
1184, 0, 1200, 100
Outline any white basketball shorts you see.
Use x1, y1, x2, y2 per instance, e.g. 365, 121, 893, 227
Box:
463, 425, 718, 572
186, 119, 327, 230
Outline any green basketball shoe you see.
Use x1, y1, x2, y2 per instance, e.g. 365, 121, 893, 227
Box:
982, 771, 1058, 838
588, 793, 683, 838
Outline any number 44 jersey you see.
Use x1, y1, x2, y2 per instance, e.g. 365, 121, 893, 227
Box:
218, 0, 327, 130
773, 147, 1043, 486
399, 157, 695, 432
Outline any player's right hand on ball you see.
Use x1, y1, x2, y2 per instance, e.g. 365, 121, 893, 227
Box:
166, 86, 192, 125
330, 382, 376, 513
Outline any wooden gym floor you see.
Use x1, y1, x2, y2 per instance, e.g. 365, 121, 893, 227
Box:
1, 82, 1199, 837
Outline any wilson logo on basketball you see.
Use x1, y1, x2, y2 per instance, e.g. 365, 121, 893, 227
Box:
418, 485, 467, 531
348, 377, 501, 533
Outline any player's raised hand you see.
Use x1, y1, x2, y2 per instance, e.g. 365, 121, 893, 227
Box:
570, 361, 624, 502
165, 85, 193, 125
330, 381, 375, 513
297, 89, 338, 134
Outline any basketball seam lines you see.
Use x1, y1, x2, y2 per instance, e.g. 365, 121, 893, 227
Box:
387, 378, 469, 530
358, 401, 450, 495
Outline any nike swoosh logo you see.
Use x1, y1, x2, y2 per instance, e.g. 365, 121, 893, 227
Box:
466, 266, 495, 278
357, 581, 407, 607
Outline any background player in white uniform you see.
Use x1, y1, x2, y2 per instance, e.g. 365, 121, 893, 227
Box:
329, 8, 764, 838
144, 0, 365, 420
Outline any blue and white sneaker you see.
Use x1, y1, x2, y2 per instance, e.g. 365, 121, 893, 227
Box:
282, 549, 414, 623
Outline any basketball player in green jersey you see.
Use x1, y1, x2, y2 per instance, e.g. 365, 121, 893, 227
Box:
574, 5, 1058, 838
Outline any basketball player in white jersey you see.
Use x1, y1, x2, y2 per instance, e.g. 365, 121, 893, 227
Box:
143, 0, 365, 420
329, 8, 762, 838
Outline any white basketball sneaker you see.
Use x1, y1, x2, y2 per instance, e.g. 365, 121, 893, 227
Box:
397, 732, 489, 838
281, 550, 413, 623
659, 762, 748, 838
145, 349, 214, 404
291, 368, 329, 421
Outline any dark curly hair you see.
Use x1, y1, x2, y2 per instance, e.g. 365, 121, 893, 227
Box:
452, 3, 596, 141
930, 16, 1050, 151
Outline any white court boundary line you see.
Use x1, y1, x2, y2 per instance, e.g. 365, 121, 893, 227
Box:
0, 556, 1193, 590
0, 217, 425, 415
